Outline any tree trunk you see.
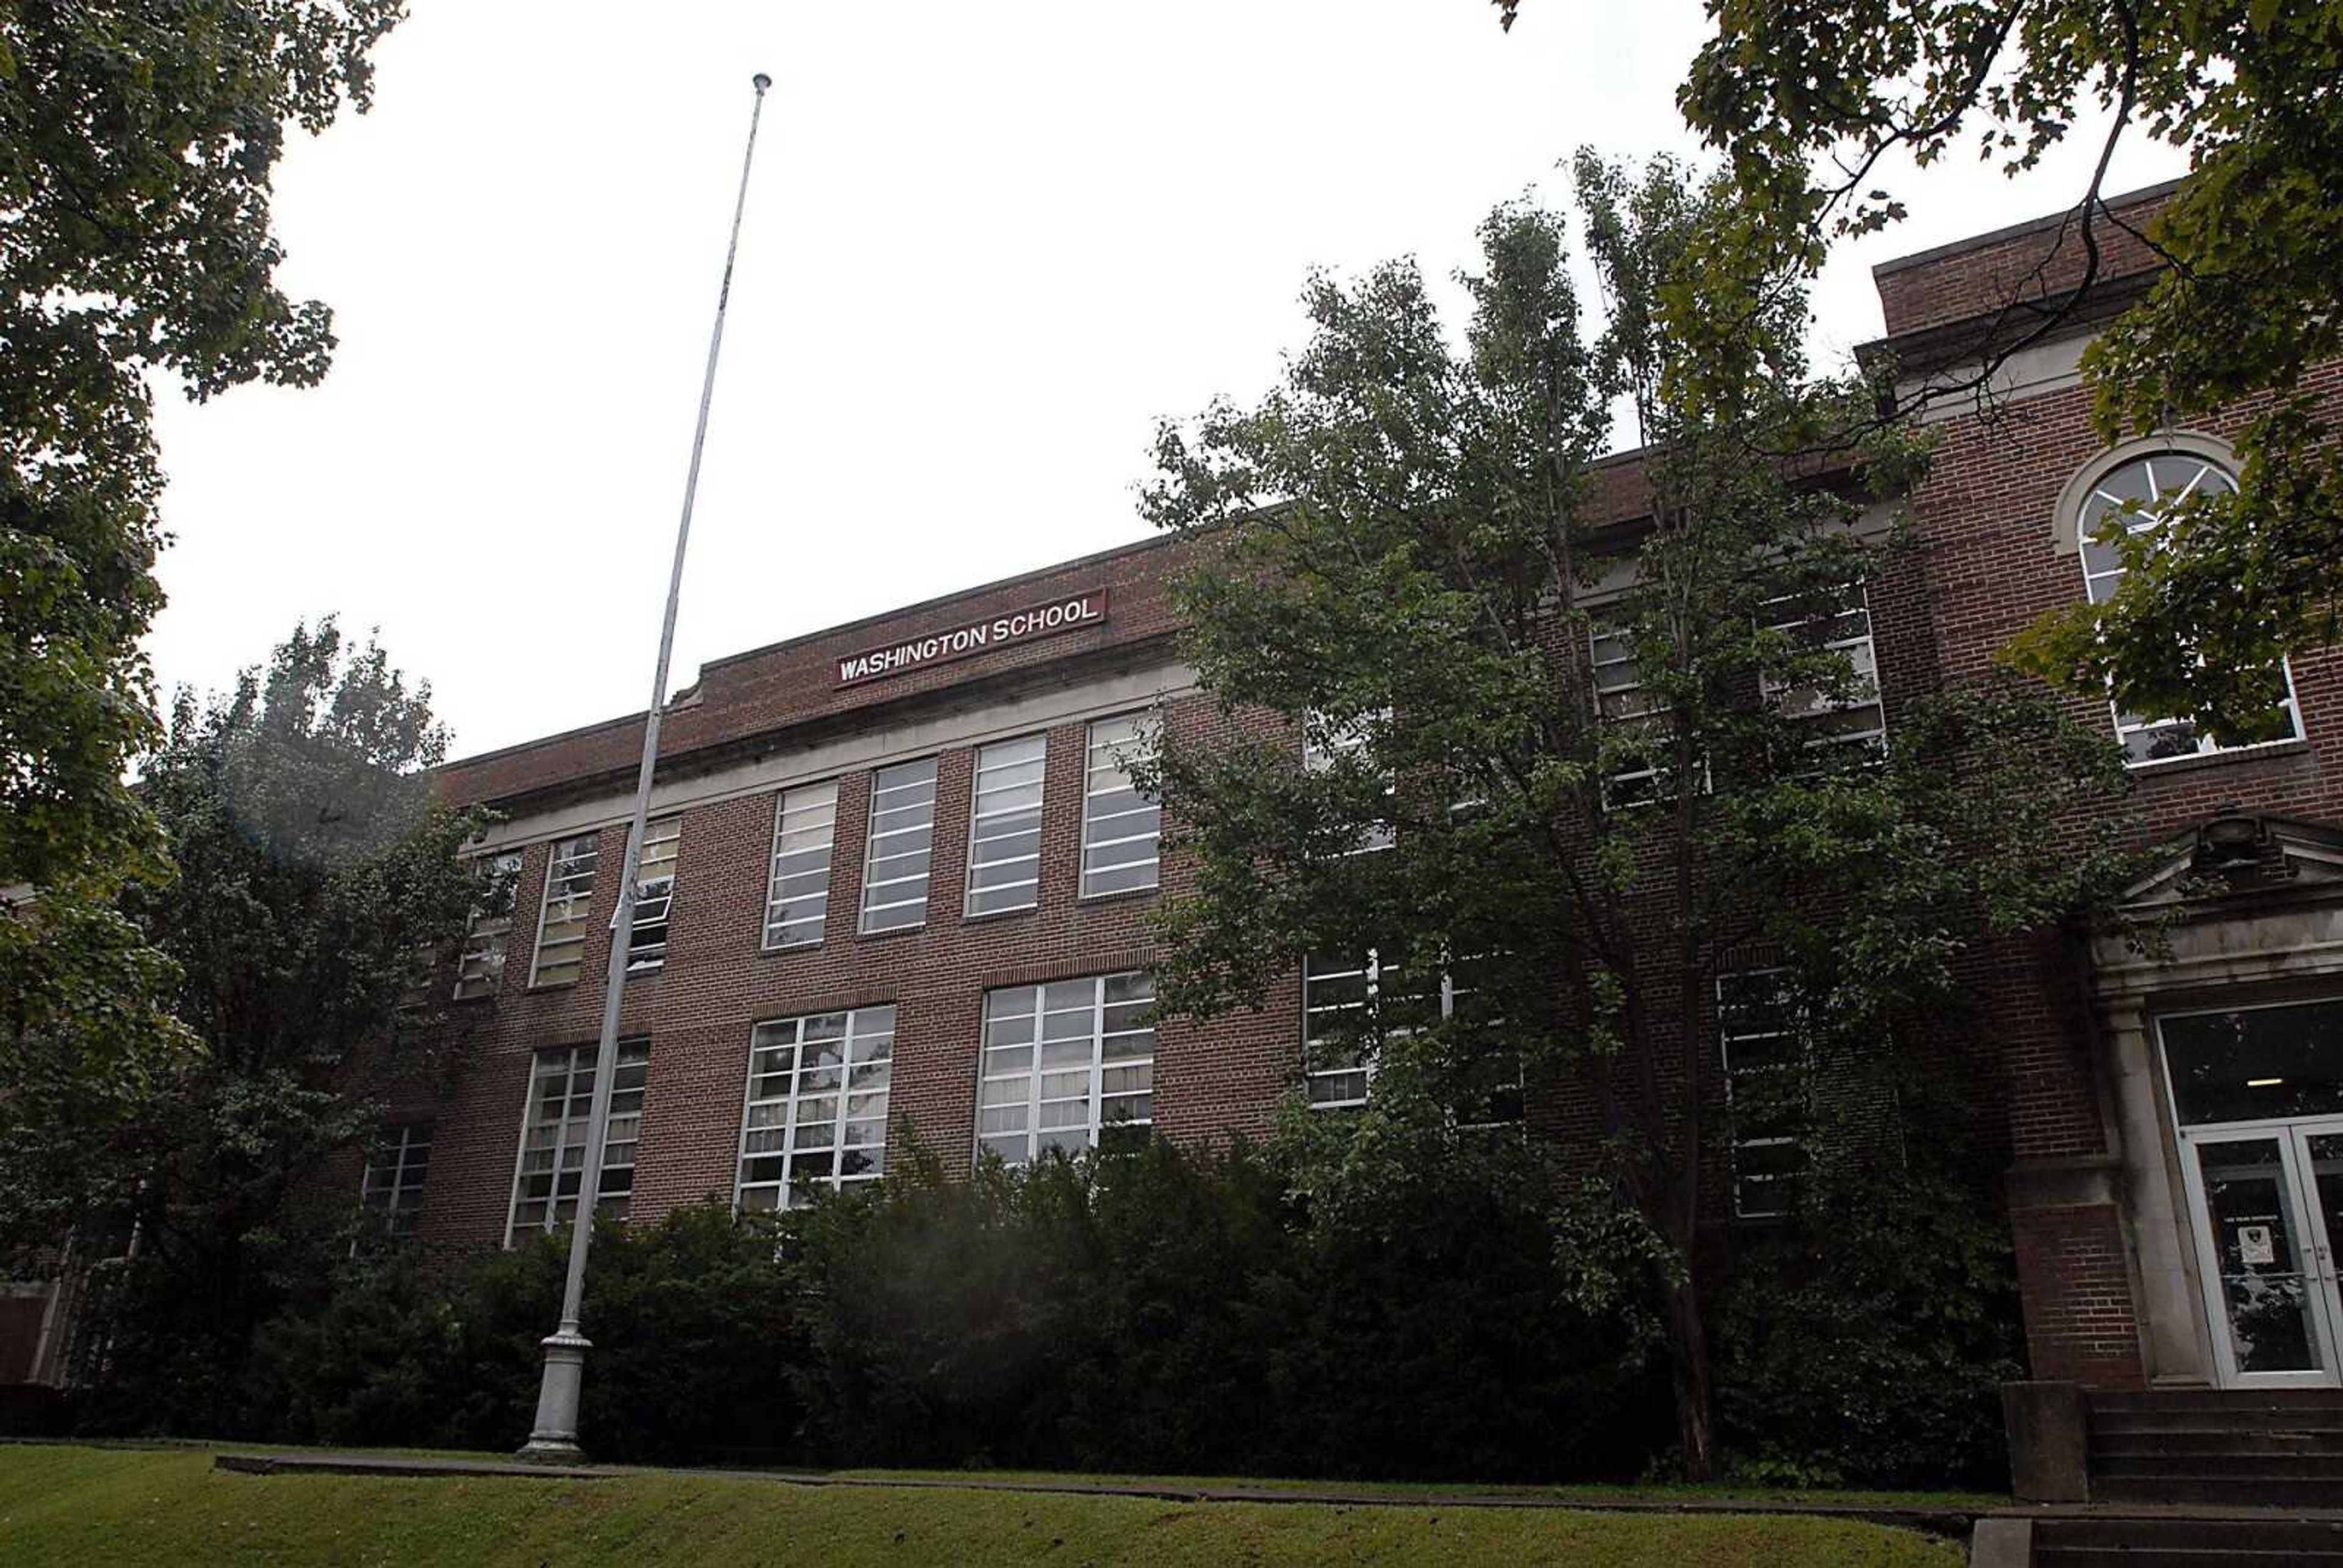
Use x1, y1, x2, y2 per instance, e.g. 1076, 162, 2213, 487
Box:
1660, 1268, 1718, 1481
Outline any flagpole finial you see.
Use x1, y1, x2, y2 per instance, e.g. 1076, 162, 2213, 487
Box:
752, 72, 772, 93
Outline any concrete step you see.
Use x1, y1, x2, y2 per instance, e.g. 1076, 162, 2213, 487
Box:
2095, 1475, 2343, 1508
2095, 1412, 2343, 1440
2098, 1453, 2343, 1480
2092, 1390, 2343, 1415
2095, 1429, 2343, 1456
2036, 1514, 2343, 1566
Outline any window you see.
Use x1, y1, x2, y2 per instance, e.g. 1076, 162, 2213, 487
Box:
530, 833, 599, 987
1302, 952, 1380, 1109
1081, 714, 1162, 896
1762, 579, 1886, 760
360, 1123, 432, 1237
1717, 969, 1807, 1220
860, 758, 938, 933
967, 734, 1047, 916
977, 973, 1154, 1163
1303, 707, 1395, 852
453, 850, 524, 1001
625, 816, 682, 972
763, 782, 838, 948
507, 1039, 650, 1241
2075, 450, 2303, 763
1301, 949, 1517, 1119
1588, 619, 1671, 805
736, 1006, 895, 1210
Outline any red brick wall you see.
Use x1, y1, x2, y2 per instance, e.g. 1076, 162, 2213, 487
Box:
1873, 183, 2175, 337
2011, 1203, 2147, 1387
406, 689, 1304, 1250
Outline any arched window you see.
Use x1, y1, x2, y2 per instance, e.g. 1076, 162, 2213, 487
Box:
2067, 443, 2302, 764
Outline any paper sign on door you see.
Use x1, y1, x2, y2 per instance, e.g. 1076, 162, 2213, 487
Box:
2239, 1223, 2278, 1267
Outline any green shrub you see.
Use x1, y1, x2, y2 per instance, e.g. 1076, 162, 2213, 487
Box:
1712, 1166, 2023, 1489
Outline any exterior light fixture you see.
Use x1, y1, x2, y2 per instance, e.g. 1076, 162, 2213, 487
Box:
2247, 1077, 2286, 1088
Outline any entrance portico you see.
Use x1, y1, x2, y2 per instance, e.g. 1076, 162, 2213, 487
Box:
2087, 815, 2343, 1389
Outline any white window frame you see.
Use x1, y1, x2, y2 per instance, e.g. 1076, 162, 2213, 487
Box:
529, 832, 600, 988
505, 1038, 650, 1245
624, 816, 682, 973
763, 781, 839, 949
1081, 714, 1163, 897
1718, 968, 1807, 1220
976, 973, 1155, 1165
359, 1122, 433, 1238
1587, 619, 1677, 807
860, 758, 938, 933
1760, 578, 1888, 761
735, 1005, 896, 1211
1301, 949, 1519, 1120
967, 733, 1048, 916
453, 850, 524, 1001
1303, 707, 1395, 852
2072, 447, 2305, 767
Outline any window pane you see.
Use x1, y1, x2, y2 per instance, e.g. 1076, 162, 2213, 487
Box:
627, 817, 682, 972
530, 833, 599, 987
1082, 715, 1161, 896
453, 852, 523, 1001
861, 760, 937, 932
508, 1040, 650, 1240
976, 974, 1153, 1164
736, 1007, 894, 1210
968, 735, 1046, 916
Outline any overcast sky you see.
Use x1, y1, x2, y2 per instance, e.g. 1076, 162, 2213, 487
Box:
143, 2, 2186, 762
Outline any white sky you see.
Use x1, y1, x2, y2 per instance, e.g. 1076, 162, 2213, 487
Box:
143, 1, 2186, 761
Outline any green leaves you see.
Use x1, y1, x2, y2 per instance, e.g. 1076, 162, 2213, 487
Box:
1672, 0, 2343, 741
1, 2, 401, 1123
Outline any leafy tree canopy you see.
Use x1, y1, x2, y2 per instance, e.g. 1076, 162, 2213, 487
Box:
1644, 0, 2343, 741
1, 621, 488, 1432
1140, 151, 2140, 1477
0, 1, 403, 1120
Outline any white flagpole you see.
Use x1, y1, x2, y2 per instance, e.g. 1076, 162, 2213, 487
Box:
519, 70, 773, 1464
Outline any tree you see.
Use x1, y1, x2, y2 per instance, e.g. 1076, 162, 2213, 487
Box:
0, 621, 489, 1434
1139, 154, 2141, 1477
0, 2, 404, 1121
1645, 0, 2343, 743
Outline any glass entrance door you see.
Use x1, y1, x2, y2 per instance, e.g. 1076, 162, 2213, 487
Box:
2162, 1001, 2343, 1388
2179, 1126, 2343, 1386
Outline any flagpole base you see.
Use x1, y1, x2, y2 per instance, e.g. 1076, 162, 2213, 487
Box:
516, 1329, 592, 1464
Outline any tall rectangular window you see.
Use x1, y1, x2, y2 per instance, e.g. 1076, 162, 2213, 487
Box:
977, 973, 1154, 1163
507, 1039, 650, 1242
763, 782, 838, 949
1762, 580, 1887, 760
625, 816, 682, 973
1718, 969, 1806, 1220
359, 1123, 433, 1238
1589, 619, 1668, 805
736, 1006, 894, 1210
530, 833, 599, 988
1301, 949, 1517, 1120
1081, 714, 1161, 896
967, 734, 1047, 916
1303, 708, 1395, 852
453, 850, 524, 1001
1302, 952, 1378, 1109
860, 758, 938, 933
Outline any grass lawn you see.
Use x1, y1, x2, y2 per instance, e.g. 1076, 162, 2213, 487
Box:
0, 1445, 1966, 1566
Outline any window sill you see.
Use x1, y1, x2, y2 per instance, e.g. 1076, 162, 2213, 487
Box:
963, 902, 1040, 926
760, 938, 824, 957
854, 922, 927, 944
525, 980, 578, 994
1076, 884, 1160, 908
2125, 736, 2310, 778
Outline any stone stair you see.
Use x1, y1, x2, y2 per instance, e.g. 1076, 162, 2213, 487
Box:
2090, 1390, 2343, 1508
2016, 1389, 2343, 1564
